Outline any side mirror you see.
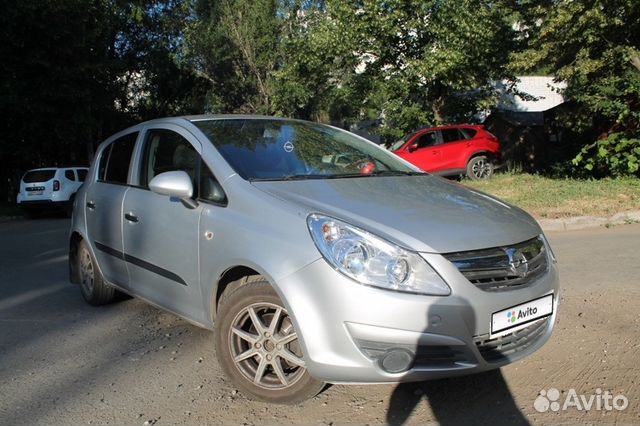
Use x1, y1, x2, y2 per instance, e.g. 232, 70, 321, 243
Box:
407, 143, 419, 153
149, 171, 198, 209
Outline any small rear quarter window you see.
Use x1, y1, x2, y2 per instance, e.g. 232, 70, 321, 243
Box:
459, 128, 477, 139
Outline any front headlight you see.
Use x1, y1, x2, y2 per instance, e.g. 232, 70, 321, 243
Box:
307, 214, 450, 296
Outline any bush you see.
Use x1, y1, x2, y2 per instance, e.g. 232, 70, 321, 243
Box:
573, 133, 640, 177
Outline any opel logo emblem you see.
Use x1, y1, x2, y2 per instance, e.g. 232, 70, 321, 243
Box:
505, 248, 529, 278
283, 141, 294, 152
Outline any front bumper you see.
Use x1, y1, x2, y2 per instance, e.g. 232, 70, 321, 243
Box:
276, 252, 559, 384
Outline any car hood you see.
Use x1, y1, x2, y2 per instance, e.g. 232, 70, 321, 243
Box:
251, 175, 542, 253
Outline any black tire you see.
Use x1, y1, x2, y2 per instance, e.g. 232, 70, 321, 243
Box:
23, 207, 39, 219
77, 239, 116, 306
214, 276, 324, 404
466, 155, 494, 180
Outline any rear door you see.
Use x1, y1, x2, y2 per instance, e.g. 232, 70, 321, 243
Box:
437, 128, 470, 171
122, 125, 203, 319
85, 131, 138, 288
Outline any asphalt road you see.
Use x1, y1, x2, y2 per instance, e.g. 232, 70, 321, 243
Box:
1, 218, 639, 425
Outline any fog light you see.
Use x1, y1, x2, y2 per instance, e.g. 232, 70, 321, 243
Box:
379, 348, 414, 373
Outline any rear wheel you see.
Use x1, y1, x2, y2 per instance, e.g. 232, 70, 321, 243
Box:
22, 206, 40, 219
466, 155, 494, 180
214, 276, 324, 404
77, 240, 115, 305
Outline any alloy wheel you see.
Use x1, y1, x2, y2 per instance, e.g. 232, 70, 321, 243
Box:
79, 246, 95, 294
228, 302, 306, 390
471, 158, 492, 179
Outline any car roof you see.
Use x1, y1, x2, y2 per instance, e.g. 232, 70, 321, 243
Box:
102, 115, 339, 148
415, 124, 484, 132
25, 167, 88, 172
135, 114, 314, 128
184, 114, 282, 122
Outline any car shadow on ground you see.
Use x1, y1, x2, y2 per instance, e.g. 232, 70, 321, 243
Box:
386, 369, 530, 425
386, 300, 531, 426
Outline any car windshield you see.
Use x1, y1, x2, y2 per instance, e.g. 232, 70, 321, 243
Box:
193, 119, 422, 181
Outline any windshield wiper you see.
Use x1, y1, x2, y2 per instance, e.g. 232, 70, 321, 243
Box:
250, 174, 332, 182
368, 170, 428, 176
249, 171, 427, 182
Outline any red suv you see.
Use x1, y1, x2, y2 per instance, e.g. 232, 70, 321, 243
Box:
390, 125, 501, 180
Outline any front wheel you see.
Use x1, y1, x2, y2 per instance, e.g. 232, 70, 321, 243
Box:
214, 276, 324, 404
466, 155, 494, 180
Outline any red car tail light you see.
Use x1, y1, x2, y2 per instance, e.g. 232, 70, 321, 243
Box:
53, 180, 60, 191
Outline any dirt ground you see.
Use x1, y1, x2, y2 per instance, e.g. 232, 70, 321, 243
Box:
0, 219, 638, 425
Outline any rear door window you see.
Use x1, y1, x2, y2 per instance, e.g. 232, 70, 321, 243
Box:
65, 170, 76, 181
23, 170, 56, 183
98, 132, 138, 184
441, 129, 464, 143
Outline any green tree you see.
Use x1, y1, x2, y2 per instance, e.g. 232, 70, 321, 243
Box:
272, 2, 369, 122
274, 0, 518, 140
112, 0, 208, 118
184, 0, 281, 113
513, 0, 640, 176
0, 0, 128, 202
0, 0, 205, 203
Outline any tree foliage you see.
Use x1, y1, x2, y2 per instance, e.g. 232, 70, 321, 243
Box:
273, 0, 518, 140
514, 0, 640, 176
184, 0, 281, 113
2, 0, 640, 202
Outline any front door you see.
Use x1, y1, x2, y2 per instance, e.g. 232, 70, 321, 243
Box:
405, 131, 442, 172
122, 125, 203, 319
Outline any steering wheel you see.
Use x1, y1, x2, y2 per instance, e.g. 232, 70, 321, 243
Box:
347, 158, 377, 175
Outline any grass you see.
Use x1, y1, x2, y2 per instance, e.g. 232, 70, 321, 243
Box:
462, 173, 640, 219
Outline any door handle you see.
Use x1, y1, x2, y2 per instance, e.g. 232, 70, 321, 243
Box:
86, 201, 96, 210
124, 212, 139, 223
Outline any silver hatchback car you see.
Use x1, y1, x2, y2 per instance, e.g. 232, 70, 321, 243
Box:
69, 115, 559, 404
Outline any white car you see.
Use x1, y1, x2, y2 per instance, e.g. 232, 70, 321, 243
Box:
17, 167, 88, 216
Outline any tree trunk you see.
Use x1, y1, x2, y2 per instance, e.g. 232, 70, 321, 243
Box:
432, 96, 446, 124
630, 54, 640, 73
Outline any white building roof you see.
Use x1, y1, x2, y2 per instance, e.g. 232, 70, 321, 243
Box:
495, 76, 567, 112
